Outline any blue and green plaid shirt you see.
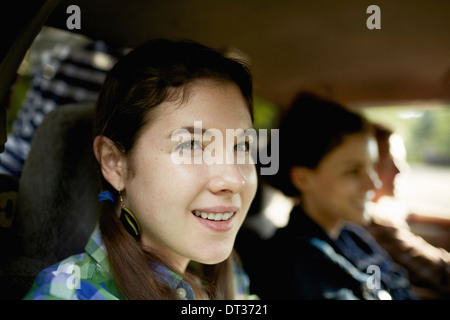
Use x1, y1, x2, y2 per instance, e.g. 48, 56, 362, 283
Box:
24, 226, 255, 300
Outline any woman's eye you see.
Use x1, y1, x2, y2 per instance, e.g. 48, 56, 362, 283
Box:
178, 139, 203, 150
235, 141, 250, 153
347, 168, 360, 175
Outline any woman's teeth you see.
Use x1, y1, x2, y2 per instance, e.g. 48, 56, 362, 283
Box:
192, 210, 235, 221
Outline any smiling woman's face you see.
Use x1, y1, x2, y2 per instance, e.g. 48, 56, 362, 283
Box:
298, 133, 379, 231
120, 79, 257, 271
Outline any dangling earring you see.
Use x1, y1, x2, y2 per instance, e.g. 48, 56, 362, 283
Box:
118, 190, 142, 240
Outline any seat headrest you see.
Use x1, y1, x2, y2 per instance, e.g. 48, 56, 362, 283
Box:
15, 103, 99, 261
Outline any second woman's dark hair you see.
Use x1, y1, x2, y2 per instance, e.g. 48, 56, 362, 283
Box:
264, 91, 370, 197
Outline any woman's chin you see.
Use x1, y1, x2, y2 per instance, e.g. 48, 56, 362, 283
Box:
192, 245, 233, 265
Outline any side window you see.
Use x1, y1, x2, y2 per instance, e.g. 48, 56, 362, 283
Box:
360, 104, 450, 217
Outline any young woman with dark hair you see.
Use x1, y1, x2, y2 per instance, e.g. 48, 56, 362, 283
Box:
247, 92, 415, 300
24, 39, 258, 300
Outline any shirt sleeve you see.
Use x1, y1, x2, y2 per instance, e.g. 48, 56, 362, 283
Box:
23, 261, 79, 300
23, 254, 119, 300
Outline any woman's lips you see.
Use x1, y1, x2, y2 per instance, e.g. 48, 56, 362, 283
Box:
193, 210, 235, 221
191, 206, 239, 232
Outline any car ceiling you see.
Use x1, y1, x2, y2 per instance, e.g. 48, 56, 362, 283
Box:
15, 0, 450, 110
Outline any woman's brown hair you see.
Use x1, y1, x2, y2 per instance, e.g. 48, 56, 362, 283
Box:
263, 92, 371, 198
92, 39, 253, 299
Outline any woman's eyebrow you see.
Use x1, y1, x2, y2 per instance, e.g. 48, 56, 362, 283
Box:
166, 125, 207, 139
167, 125, 254, 139
340, 159, 363, 167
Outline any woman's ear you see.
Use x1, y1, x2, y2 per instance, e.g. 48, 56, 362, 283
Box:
93, 136, 127, 190
289, 166, 311, 193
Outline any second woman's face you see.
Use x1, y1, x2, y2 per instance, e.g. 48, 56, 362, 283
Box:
375, 138, 401, 199
301, 133, 378, 228
121, 79, 257, 271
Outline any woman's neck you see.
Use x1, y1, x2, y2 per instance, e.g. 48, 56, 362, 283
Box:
301, 201, 343, 240
141, 234, 190, 274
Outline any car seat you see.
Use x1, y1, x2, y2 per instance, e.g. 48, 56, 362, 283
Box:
0, 102, 99, 299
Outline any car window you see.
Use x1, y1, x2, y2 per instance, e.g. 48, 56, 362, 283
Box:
359, 103, 450, 219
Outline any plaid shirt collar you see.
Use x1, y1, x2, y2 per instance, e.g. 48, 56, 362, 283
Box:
84, 226, 112, 275
86, 226, 195, 299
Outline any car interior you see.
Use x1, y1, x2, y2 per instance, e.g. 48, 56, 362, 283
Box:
1, 0, 450, 300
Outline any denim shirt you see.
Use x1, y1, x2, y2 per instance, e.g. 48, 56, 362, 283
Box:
334, 222, 415, 300
23, 226, 253, 300
247, 206, 407, 300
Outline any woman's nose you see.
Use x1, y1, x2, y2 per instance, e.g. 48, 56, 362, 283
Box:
364, 169, 379, 191
207, 163, 246, 194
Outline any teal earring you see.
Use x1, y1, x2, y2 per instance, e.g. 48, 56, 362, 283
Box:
118, 190, 142, 240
